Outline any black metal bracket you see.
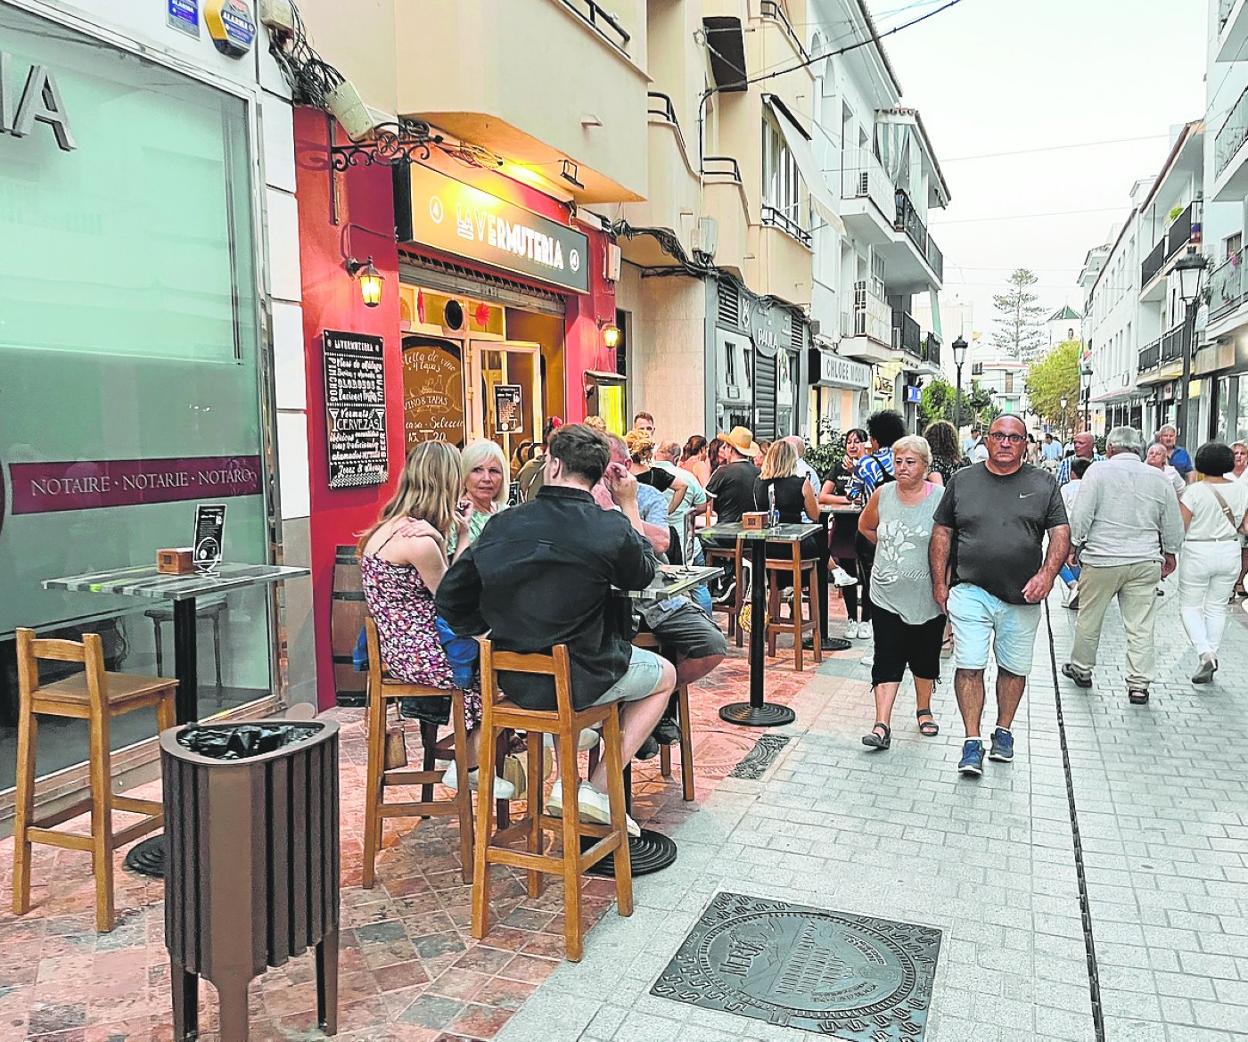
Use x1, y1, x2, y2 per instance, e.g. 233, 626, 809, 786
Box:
330, 119, 441, 170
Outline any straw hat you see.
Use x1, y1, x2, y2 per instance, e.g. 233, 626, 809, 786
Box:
716, 426, 761, 458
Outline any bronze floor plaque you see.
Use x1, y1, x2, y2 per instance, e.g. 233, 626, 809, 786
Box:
651, 892, 941, 1039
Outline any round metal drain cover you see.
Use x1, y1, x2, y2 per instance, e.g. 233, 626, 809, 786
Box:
652, 892, 941, 1039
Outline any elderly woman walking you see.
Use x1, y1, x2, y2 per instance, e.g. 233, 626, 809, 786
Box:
1179, 442, 1248, 682
857, 435, 946, 749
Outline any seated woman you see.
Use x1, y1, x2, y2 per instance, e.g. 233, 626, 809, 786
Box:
359, 440, 513, 797
753, 439, 822, 561
625, 428, 687, 519
450, 439, 510, 558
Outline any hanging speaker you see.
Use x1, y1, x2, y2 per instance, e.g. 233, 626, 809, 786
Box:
444, 299, 465, 331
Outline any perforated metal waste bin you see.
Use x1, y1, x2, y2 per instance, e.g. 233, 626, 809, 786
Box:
161, 719, 341, 1042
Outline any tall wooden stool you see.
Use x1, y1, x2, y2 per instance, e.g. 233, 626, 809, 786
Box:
632, 633, 695, 801
704, 538, 745, 644
12, 628, 177, 933
764, 542, 823, 672
471, 640, 632, 962
362, 617, 474, 888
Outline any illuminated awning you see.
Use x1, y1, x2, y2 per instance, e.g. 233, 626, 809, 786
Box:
765, 97, 847, 238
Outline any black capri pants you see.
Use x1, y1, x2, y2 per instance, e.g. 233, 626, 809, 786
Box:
870, 605, 946, 687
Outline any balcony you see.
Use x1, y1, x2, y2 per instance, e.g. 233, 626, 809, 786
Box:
702, 157, 749, 278
1210, 254, 1246, 321
747, 216, 814, 305
1217, 0, 1248, 63
839, 148, 895, 246
1214, 84, 1248, 201
760, 204, 812, 248
874, 188, 943, 291
619, 92, 701, 266
1136, 323, 1186, 383
389, 0, 647, 202
838, 281, 894, 364
892, 309, 921, 359
921, 332, 942, 372
1140, 202, 1198, 299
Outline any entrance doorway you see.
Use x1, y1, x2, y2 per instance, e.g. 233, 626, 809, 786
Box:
468, 339, 543, 462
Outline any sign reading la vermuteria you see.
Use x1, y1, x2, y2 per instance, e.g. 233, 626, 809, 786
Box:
396, 163, 589, 294
323, 330, 388, 489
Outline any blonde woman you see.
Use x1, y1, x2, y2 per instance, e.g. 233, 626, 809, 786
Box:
450, 439, 509, 557
625, 428, 687, 516
753, 439, 821, 561
359, 441, 513, 797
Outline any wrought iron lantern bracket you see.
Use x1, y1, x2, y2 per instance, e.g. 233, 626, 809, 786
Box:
329, 119, 441, 170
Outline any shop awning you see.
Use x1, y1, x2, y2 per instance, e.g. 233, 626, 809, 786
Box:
765, 97, 847, 238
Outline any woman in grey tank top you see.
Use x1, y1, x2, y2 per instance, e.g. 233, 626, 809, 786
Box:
857, 435, 946, 750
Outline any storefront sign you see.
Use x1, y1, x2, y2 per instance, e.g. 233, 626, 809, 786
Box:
874, 374, 894, 397
0, 52, 75, 151
8, 455, 262, 514
903, 385, 922, 404
193, 503, 226, 571
397, 164, 589, 293
323, 330, 389, 489
205, 0, 255, 58
402, 338, 465, 448
167, 0, 200, 38
494, 384, 524, 433
817, 353, 870, 388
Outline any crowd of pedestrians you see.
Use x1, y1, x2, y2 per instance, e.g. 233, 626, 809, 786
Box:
357, 406, 1248, 806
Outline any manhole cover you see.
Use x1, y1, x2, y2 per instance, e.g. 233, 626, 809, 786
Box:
652, 892, 941, 1039
729, 734, 790, 779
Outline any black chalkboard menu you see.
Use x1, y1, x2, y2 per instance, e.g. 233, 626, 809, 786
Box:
323, 330, 388, 489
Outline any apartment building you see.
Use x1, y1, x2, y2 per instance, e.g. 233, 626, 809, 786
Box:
1202, 0, 1248, 442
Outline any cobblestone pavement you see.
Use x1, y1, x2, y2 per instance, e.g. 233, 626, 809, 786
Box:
497, 581, 1248, 1042
0, 585, 1243, 1041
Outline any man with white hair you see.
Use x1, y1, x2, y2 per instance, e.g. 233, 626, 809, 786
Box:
1155, 423, 1194, 484
1062, 426, 1184, 705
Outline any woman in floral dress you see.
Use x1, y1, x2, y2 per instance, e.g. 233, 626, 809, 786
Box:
358, 440, 512, 797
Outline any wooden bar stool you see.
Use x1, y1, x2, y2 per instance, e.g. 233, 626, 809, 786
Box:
471, 640, 632, 962
632, 633, 695, 802
703, 538, 745, 645
12, 628, 177, 933
361, 617, 474, 888
764, 542, 823, 672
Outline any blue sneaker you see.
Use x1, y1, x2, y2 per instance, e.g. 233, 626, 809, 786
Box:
958, 739, 984, 777
989, 727, 1014, 763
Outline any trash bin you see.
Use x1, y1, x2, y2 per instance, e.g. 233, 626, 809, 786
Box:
161, 718, 341, 1042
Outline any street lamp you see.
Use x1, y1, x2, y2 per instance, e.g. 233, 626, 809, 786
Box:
1060, 396, 1068, 444
1175, 248, 1209, 444
952, 335, 968, 437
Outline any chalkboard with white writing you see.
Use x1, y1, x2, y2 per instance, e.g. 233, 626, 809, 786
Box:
323, 330, 388, 489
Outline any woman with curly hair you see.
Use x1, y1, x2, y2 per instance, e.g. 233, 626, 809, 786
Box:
922, 419, 964, 486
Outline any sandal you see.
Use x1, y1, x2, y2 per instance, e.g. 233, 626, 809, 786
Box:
916, 709, 939, 737
861, 722, 891, 750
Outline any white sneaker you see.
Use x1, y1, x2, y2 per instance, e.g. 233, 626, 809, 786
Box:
546, 778, 640, 838
830, 566, 857, 587
441, 761, 516, 800
543, 729, 602, 752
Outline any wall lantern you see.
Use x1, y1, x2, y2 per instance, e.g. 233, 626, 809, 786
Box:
347, 256, 384, 308
601, 323, 622, 349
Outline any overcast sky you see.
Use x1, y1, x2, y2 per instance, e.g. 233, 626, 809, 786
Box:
867, 0, 1208, 339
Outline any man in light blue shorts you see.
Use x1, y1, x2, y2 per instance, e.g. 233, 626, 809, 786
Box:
930, 416, 1071, 777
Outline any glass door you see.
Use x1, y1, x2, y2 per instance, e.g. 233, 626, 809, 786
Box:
468, 341, 543, 462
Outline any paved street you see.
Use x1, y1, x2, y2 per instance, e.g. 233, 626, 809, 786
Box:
0, 583, 1244, 1041
498, 580, 1248, 1042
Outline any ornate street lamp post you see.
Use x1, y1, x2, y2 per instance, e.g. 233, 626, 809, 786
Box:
1175, 249, 1209, 445
952, 335, 968, 438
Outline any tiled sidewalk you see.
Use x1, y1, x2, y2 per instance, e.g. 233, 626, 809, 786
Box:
1, 585, 1244, 1041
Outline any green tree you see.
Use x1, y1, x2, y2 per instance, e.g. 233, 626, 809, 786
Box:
1025, 339, 1081, 434
918, 378, 997, 429
967, 380, 1000, 425
991, 268, 1046, 360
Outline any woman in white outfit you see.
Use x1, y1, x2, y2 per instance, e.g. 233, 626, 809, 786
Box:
1178, 442, 1248, 683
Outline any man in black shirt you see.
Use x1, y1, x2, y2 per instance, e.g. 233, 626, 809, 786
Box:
706, 426, 762, 523
437, 425, 676, 829
930, 415, 1070, 778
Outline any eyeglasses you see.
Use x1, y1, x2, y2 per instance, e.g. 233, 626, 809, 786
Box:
987, 432, 1026, 444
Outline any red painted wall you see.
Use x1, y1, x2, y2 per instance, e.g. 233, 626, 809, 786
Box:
294, 108, 405, 709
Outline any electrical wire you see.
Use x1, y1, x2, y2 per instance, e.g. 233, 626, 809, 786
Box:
931, 205, 1125, 225
942, 134, 1172, 163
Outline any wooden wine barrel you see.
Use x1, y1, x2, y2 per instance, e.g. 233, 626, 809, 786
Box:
331, 545, 366, 706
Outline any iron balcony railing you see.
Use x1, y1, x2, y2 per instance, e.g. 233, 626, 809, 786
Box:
1141, 237, 1166, 287
891, 309, 921, 358
761, 203, 812, 247
1166, 201, 1195, 261
1220, 0, 1237, 31
702, 155, 742, 181
1138, 340, 1160, 371
894, 188, 943, 282
922, 332, 941, 368
1216, 83, 1248, 180
560, 0, 630, 52
1138, 323, 1186, 372
647, 91, 677, 123
1209, 253, 1245, 319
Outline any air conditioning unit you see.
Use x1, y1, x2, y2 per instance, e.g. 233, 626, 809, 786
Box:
604, 243, 622, 282
693, 216, 719, 261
